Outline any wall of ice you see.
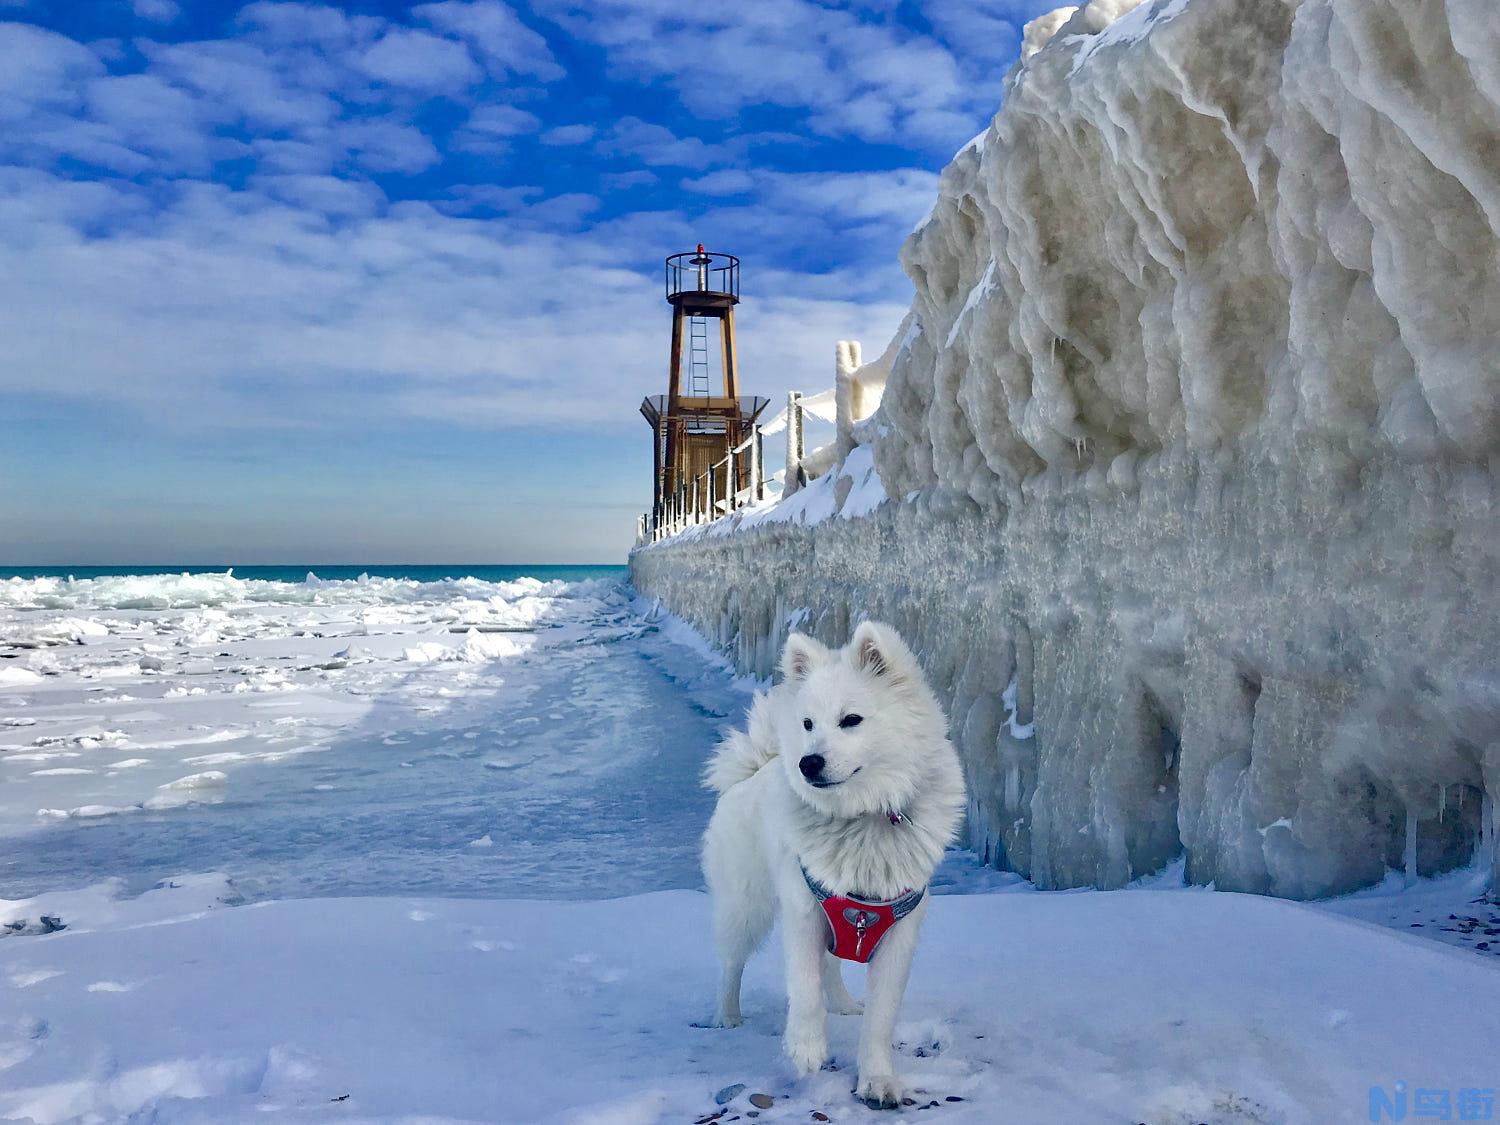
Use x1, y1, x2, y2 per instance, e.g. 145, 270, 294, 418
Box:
633, 0, 1500, 899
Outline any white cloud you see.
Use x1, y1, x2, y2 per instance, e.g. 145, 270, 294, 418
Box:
922, 0, 1037, 64
235, 2, 381, 48
453, 102, 543, 155
682, 169, 753, 195
414, 0, 562, 81
358, 28, 480, 90
84, 73, 234, 172
598, 117, 728, 169
132, 0, 182, 23
335, 118, 441, 172
601, 169, 656, 189
517, 191, 599, 226
251, 136, 337, 174
252, 173, 385, 217
140, 40, 341, 131
532, 0, 1010, 149
442, 184, 543, 213
0, 6, 930, 460
453, 103, 540, 156
465, 103, 541, 135
0, 21, 103, 118
540, 123, 593, 146
0, 1, 979, 562
756, 168, 941, 226
2, 14, 483, 180
0, 165, 908, 439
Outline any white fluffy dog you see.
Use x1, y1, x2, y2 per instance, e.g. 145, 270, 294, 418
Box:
701, 621, 965, 1109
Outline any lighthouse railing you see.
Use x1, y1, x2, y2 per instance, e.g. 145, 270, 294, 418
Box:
664, 252, 740, 300
643, 400, 795, 543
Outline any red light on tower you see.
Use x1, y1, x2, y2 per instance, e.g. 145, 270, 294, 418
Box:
691, 243, 711, 290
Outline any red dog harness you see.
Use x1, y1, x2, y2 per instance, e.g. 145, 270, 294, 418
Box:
801, 865, 925, 964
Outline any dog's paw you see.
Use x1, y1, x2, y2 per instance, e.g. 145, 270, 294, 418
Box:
854, 1073, 907, 1110
783, 1027, 829, 1076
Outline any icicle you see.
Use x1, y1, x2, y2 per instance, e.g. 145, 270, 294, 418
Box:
1483, 791, 1496, 880
1403, 808, 1418, 886
1438, 782, 1446, 823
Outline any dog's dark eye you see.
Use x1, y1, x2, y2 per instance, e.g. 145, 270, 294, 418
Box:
802, 718, 813, 731
839, 714, 864, 729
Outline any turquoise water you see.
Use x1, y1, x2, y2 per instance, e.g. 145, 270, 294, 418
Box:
0, 564, 627, 584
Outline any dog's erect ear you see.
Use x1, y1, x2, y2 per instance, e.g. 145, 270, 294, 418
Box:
780, 632, 830, 683
849, 621, 916, 684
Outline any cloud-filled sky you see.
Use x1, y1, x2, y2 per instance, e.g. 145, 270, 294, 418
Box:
0, 0, 1053, 565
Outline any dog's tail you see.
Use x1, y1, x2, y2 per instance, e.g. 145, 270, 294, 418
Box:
703, 691, 780, 793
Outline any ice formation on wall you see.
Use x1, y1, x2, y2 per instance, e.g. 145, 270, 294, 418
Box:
634, 0, 1500, 898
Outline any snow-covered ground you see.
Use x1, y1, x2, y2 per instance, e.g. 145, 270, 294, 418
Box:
2, 572, 1498, 1124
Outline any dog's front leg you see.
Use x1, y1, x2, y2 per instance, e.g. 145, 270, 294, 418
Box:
855, 897, 928, 1109
779, 876, 830, 1075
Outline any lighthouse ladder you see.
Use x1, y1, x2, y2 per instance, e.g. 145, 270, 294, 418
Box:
688, 316, 711, 396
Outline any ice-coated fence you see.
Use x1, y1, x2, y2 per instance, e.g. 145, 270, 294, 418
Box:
638, 335, 895, 544
638, 401, 774, 544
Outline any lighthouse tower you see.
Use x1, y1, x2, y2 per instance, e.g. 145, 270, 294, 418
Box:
639, 246, 768, 527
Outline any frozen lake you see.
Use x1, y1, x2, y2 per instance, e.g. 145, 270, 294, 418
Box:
0, 570, 735, 902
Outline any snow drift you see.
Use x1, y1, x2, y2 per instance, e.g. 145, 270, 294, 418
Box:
633, 0, 1500, 898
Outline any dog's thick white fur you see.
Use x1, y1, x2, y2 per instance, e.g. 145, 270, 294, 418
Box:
701, 621, 965, 1109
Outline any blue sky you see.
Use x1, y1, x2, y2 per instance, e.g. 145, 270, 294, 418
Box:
0, 0, 1053, 564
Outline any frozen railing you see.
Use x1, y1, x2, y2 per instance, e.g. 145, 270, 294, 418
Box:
636, 334, 896, 544
637, 420, 768, 544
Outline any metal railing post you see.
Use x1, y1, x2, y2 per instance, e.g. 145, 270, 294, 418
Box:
785, 390, 804, 491
751, 427, 762, 502
793, 394, 804, 466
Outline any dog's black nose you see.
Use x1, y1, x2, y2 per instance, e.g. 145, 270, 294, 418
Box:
798, 754, 825, 780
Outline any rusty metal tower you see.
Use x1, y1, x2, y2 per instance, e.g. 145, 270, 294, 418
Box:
639, 245, 767, 523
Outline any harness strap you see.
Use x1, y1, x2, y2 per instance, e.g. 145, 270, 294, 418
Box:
801, 866, 925, 918
801, 864, 926, 963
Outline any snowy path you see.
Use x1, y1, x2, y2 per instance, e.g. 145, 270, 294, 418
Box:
3, 883, 1499, 1124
